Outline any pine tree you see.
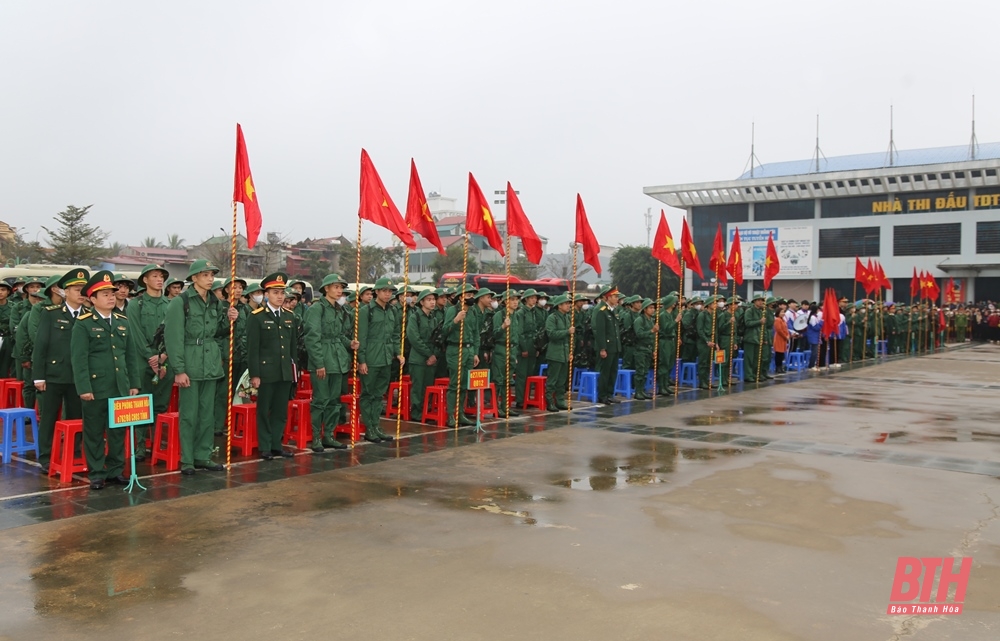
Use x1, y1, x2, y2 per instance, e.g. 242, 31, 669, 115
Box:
42, 205, 110, 265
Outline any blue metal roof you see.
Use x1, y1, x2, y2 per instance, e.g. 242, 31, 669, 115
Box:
738, 142, 1000, 180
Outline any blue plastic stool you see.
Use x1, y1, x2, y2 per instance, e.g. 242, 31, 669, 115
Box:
0, 408, 39, 464
786, 351, 807, 370
539, 363, 548, 377
738, 349, 745, 359
671, 358, 683, 383
577, 372, 600, 402
769, 352, 776, 374
614, 369, 635, 399
679, 362, 697, 388
731, 358, 744, 380
572, 367, 589, 392
644, 369, 655, 393
876, 340, 888, 356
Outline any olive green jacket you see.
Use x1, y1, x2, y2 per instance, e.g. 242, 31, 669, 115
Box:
163, 287, 228, 381
303, 297, 353, 374
32, 303, 84, 385
357, 300, 400, 367
544, 309, 572, 363
71, 311, 141, 398
247, 306, 297, 383
591, 302, 621, 353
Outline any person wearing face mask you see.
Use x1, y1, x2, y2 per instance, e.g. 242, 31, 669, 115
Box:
572, 294, 593, 372
246, 282, 264, 310
303, 274, 356, 451
32, 268, 90, 473
592, 285, 622, 404
127, 264, 172, 461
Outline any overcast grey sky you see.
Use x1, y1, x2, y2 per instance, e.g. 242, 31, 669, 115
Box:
1, 0, 996, 255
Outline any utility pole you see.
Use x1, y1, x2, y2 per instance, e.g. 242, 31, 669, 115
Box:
644, 207, 653, 247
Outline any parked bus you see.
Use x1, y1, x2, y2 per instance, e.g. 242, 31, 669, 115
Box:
437, 273, 570, 297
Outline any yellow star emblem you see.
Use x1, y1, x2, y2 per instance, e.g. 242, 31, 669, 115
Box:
688, 243, 698, 258
733, 251, 740, 263
482, 206, 494, 227
244, 176, 255, 202
663, 238, 674, 252
422, 202, 433, 222
765, 256, 773, 267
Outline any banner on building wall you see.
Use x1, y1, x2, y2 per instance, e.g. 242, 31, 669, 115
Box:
726, 224, 813, 280
944, 278, 966, 304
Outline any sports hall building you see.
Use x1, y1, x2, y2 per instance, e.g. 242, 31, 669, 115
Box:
644, 143, 1000, 303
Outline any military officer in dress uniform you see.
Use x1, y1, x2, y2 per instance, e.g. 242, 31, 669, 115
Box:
71, 271, 141, 490
248, 272, 299, 459
33, 269, 90, 472
164, 259, 238, 474
543, 294, 573, 411
303, 274, 356, 452
127, 264, 172, 461
592, 285, 622, 404
357, 277, 402, 442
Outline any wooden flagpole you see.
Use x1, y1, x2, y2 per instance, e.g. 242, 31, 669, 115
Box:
395, 249, 409, 440
350, 216, 362, 448
673, 258, 685, 399
225, 202, 237, 469
454, 233, 469, 431
567, 244, 578, 411
652, 262, 661, 400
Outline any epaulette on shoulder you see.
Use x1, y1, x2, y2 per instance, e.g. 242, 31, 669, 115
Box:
78, 313, 93, 320
113, 312, 127, 319
45, 304, 61, 311
252, 307, 266, 314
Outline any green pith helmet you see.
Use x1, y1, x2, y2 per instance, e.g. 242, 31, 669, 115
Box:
641, 298, 655, 310
520, 288, 538, 299
473, 288, 494, 300
457, 284, 476, 295
318, 273, 349, 294
373, 277, 394, 290
223, 276, 248, 292
138, 263, 169, 284
23, 277, 45, 298
574, 293, 589, 302
186, 259, 220, 280
549, 293, 570, 306
245, 282, 261, 295
752, 292, 766, 302
43, 275, 61, 297
501, 289, 521, 300
165, 277, 183, 289
358, 285, 373, 296
416, 289, 436, 304
663, 294, 678, 308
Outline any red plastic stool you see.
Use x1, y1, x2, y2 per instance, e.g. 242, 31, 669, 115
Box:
385, 380, 411, 421
48, 419, 86, 481
347, 376, 361, 395
283, 399, 311, 449
168, 383, 180, 413
464, 383, 498, 419
295, 388, 312, 400
434, 377, 450, 387
150, 412, 181, 471
0, 378, 16, 409
3, 380, 24, 408
334, 394, 365, 441
421, 385, 448, 426
523, 376, 547, 410
298, 371, 312, 393
231, 404, 258, 456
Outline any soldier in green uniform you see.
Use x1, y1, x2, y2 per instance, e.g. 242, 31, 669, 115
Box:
717, 297, 733, 380
302, 274, 356, 452
10, 277, 44, 394
695, 295, 722, 389
71, 271, 141, 490
571, 293, 593, 372
112, 273, 133, 315
851, 302, 867, 361
245, 282, 263, 311
514, 288, 539, 407
632, 298, 657, 399
532, 292, 550, 375
543, 294, 573, 411
0, 281, 14, 377
619, 294, 641, 375
955, 307, 968, 343
680, 297, 702, 363
407, 289, 440, 422
592, 286, 622, 404
248, 272, 299, 459
214, 276, 249, 435
127, 264, 172, 461
743, 293, 767, 383
165, 278, 184, 299
164, 259, 237, 474
444, 286, 488, 427
490, 289, 521, 418
18, 276, 62, 415
656, 294, 680, 394
32, 269, 90, 472
357, 277, 402, 442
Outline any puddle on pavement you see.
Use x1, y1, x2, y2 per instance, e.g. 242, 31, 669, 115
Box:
549, 440, 752, 491
874, 428, 999, 444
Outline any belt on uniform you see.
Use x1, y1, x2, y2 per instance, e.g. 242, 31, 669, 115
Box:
184, 338, 209, 345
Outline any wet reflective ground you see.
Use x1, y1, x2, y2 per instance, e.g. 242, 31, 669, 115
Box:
1, 345, 999, 640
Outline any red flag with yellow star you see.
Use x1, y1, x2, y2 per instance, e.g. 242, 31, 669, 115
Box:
763, 231, 780, 289
710, 223, 728, 286
405, 159, 444, 255
505, 182, 543, 264
233, 124, 262, 249
680, 218, 704, 279
726, 227, 744, 285
466, 172, 504, 256
359, 149, 416, 249
575, 194, 602, 276
651, 210, 681, 277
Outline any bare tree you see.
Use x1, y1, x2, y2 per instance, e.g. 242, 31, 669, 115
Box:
544, 253, 593, 281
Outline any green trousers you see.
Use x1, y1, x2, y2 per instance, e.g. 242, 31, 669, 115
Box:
657, 339, 677, 391
256, 380, 293, 453
514, 352, 536, 407
489, 350, 517, 414
409, 361, 436, 420
179, 378, 218, 469
310, 369, 344, 441
596, 349, 619, 401
136, 364, 171, 456
19, 364, 37, 414
37, 383, 82, 468
743, 342, 762, 382
360, 365, 391, 434
545, 359, 568, 408
446, 345, 476, 424
82, 398, 125, 482
634, 349, 652, 396
0, 338, 13, 378
622, 345, 635, 372
696, 343, 712, 386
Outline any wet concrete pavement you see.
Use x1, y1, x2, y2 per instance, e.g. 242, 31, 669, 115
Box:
1, 345, 998, 640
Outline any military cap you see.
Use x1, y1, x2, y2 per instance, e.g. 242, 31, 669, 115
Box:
112, 273, 134, 287
573, 293, 589, 302
23, 277, 45, 298
623, 294, 641, 305
456, 284, 476, 295
501, 289, 521, 300
345, 291, 357, 303
84, 270, 116, 297
137, 263, 170, 286
244, 282, 261, 295
258, 272, 286, 291
186, 259, 220, 280
598, 285, 619, 298
318, 273, 349, 294
0, 281, 11, 292
211, 279, 225, 291
58, 268, 90, 289
765, 297, 778, 305
42, 274, 61, 296
416, 289, 436, 304
11, 276, 25, 286
751, 292, 766, 302
433, 288, 445, 296
663, 294, 679, 307
358, 285, 373, 295
373, 277, 395, 290
223, 276, 248, 292
688, 296, 703, 305
549, 293, 571, 306
164, 276, 182, 289
283, 287, 300, 298
537, 291, 550, 299
520, 288, 538, 299
641, 297, 655, 309
473, 288, 494, 300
